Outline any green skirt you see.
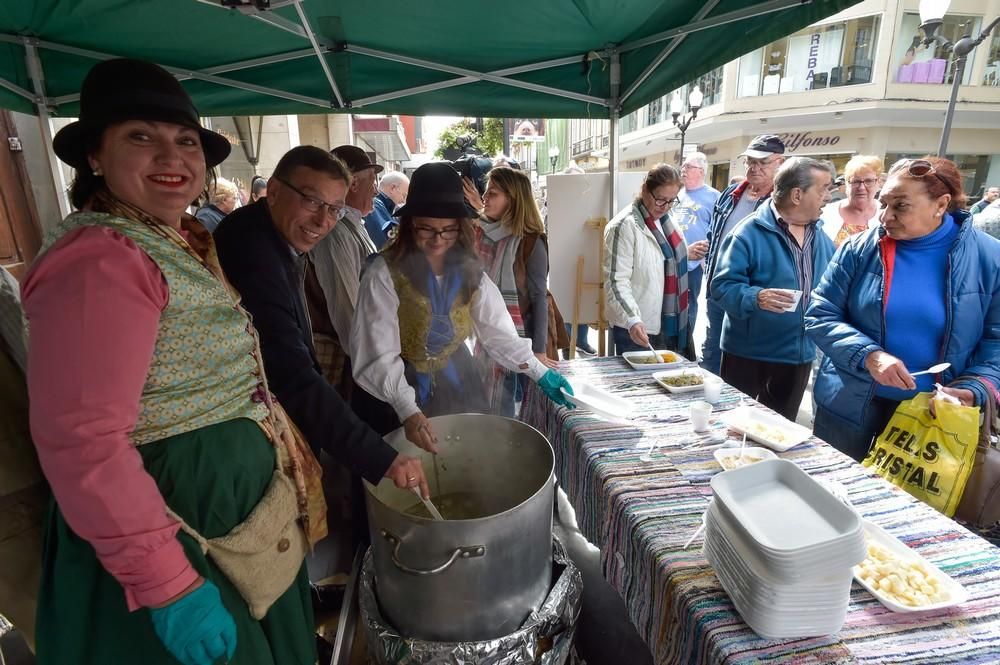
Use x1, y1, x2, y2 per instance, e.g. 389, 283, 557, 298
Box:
35, 418, 317, 665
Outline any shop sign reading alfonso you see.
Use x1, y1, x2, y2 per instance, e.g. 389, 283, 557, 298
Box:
778, 132, 841, 152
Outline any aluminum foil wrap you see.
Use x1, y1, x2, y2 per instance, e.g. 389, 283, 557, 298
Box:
361, 537, 583, 665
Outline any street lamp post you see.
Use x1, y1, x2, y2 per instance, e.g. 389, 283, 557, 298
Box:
548, 145, 561, 173
670, 85, 704, 163
918, 0, 1000, 156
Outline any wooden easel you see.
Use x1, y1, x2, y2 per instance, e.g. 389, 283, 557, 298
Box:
568, 216, 608, 359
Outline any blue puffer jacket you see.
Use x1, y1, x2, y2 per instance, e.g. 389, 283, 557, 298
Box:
710, 203, 835, 365
805, 210, 1000, 428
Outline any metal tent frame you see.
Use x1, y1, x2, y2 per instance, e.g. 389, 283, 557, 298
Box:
0, 0, 818, 217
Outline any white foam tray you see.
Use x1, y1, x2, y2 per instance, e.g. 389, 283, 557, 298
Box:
561, 381, 632, 423
621, 349, 685, 370
720, 406, 812, 452
651, 368, 705, 394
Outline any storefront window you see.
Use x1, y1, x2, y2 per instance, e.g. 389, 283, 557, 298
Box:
893, 13, 982, 85
738, 15, 881, 96
983, 30, 1000, 86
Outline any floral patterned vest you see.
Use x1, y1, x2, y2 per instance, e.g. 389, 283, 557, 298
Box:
38, 212, 267, 445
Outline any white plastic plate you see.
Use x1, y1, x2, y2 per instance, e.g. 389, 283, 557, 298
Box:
652, 368, 704, 394
720, 406, 812, 452
853, 520, 968, 613
713, 446, 777, 471
561, 381, 632, 423
621, 350, 685, 370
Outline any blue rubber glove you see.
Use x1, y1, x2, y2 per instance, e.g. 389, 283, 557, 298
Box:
150, 579, 237, 665
537, 369, 576, 408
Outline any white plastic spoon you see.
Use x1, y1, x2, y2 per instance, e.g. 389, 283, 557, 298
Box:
411, 486, 445, 521
646, 342, 664, 364
911, 362, 951, 377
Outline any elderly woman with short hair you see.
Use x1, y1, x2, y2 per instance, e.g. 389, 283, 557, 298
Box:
195, 176, 239, 232
806, 156, 1000, 461
820, 154, 884, 247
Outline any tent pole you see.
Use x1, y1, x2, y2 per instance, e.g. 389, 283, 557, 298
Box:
619, 0, 721, 107
606, 49, 621, 357
291, 1, 345, 108
345, 45, 609, 106
23, 40, 70, 218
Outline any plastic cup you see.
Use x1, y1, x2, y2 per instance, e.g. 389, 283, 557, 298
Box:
779, 289, 803, 312
703, 374, 723, 403
690, 401, 713, 432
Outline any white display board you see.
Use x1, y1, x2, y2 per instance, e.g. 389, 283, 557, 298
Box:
546, 172, 646, 326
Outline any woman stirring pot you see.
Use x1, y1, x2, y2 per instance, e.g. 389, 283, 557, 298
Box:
350, 162, 574, 451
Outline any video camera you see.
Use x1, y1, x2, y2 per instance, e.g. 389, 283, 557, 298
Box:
452, 154, 494, 198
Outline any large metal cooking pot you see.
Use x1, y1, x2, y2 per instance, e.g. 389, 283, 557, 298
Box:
364, 414, 555, 642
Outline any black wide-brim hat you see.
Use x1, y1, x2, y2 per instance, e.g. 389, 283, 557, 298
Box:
394, 161, 479, 219
53, 58, 231, 171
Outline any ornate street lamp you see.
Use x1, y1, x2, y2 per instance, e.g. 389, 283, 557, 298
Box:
548, 145, 561, 173
670, 85, 703, 162
919, 0, 1000, 155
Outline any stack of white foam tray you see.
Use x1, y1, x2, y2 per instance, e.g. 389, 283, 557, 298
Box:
705, 459, 865, 638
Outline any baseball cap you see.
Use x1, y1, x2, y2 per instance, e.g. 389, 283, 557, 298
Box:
739, 134, 785, 160
330, 144, 384, 174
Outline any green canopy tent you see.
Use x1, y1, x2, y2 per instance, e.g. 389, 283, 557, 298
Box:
0, 0, 859, 210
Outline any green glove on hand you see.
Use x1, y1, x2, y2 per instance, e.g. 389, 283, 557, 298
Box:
537, 369, 576, 408
150, 579, 237, 665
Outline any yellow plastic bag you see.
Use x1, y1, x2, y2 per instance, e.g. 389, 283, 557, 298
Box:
863, 392, 980, 516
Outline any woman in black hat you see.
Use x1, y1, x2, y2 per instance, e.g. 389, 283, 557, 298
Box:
22, 59, 320, 665
349, 162, 574, 450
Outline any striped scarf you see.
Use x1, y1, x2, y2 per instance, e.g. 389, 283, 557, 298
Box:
637, 201, 689, 346
475, 220, 526, 336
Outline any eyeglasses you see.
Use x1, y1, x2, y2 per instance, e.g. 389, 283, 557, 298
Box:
275, 177, 347, 221
848, 178, 878, 188
888, 159, 951, 190
414, 226, 461, 240
681, 164, 703, 171
744, 157, 777, 170
652, 196, 680, 207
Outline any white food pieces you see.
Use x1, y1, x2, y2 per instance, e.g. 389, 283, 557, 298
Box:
854, 541, 950, 607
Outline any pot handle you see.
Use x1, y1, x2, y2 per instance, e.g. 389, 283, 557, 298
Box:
381, 529, 485, 576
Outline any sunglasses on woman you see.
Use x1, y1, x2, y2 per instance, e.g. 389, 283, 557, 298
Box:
888, 159, 951, 190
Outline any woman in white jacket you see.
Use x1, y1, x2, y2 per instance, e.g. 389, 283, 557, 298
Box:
603, 164, 697, 357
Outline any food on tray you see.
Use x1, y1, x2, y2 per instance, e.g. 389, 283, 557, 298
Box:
718, 454, 766, 471
659, 373, 703, 387
855, 540, 950, 607
731, 419, 793, 445
632, 351, 679, 364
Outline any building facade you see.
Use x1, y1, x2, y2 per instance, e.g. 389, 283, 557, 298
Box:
570, 0, 1000, 197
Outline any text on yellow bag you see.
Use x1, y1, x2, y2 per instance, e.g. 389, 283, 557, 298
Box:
862, 392, 980, 516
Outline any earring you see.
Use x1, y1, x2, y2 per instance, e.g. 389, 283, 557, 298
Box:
92, 167, 102, 176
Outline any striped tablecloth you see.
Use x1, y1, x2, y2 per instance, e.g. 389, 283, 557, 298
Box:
521, 356, 1000, 665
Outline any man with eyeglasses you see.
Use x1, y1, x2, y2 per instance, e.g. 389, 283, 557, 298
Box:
670, 152, 719, 333
214, 146, 431, 535
700, 134, 785, 374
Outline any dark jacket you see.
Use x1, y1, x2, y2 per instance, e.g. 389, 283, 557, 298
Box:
214, 199, 397, 483
363, 192, 397, 250
703, 180, 771, 296
711, 203, 835, 365
805, 210, 1000, 428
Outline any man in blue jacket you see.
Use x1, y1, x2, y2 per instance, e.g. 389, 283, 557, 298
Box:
701, 135, 785, 374
363, 170, 409, 249
711, 157, 835, 420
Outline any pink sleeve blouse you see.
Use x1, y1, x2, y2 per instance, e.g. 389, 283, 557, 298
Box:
22, 225, 199, 610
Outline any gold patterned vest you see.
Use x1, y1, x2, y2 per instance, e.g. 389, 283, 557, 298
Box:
389, 265, 473, 373
37, 212, 267, 445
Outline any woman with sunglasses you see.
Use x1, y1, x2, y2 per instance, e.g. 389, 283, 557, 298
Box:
476, 166, 560, 416
820, 154, 884, 247
806, 156, 1000, 462
349, 162, 574, 451
604, 163, 697, 357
